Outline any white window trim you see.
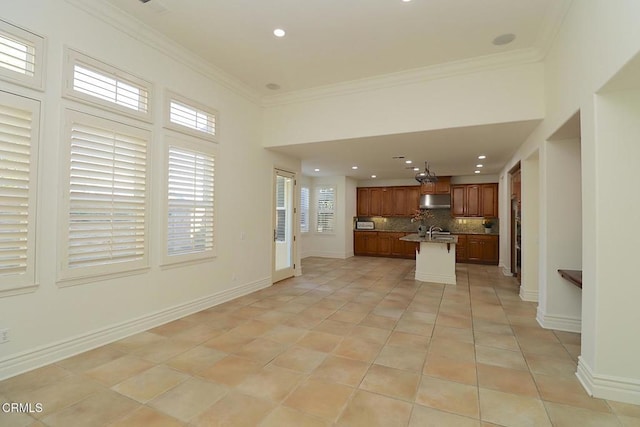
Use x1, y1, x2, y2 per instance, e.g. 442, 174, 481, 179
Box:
161, 132, 217, 267
315, 185, 336, 235
300, 186, 310, 233
164, 90, 218, 142
63, 47, 153, 122
0, 91, 40, 296
57, 110, 150, 287
0, 19, 45, 91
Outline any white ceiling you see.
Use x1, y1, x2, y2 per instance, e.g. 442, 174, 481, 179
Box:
106, 0, 568, 179
267, 120, 541, 180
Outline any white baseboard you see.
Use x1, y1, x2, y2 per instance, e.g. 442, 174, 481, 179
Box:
519, 287, 538, 302
536, 307, 581, 333
415, 271, 456, 285
304, 250, 351, 259
577, 357, 640, 405
0, 277, 271, 381
502, 267, 513, 276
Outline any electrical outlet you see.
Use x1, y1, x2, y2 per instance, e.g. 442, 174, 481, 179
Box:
0, 328, 9, 344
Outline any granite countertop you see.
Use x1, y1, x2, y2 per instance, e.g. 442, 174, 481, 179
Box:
400, 233, 459, 244
354, 229, 499, 236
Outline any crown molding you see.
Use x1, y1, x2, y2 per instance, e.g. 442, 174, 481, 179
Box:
533, 0, 574, 56
261, 47, 545, 108
64, 0, 260, 105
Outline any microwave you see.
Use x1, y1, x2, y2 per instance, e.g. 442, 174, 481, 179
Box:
355, 221, 375, 230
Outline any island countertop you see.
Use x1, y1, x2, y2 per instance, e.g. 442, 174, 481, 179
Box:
400, 233, 458, 244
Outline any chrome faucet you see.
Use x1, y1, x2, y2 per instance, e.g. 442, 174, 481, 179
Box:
428, 225, 442, 238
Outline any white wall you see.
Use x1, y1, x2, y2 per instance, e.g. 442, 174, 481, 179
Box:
263, 63, 545, 147
520, 152, 540, 303
0, 1, 299, 379
537, 138, 582, 332
301, 176, 355, 259
498, 0, 640, 404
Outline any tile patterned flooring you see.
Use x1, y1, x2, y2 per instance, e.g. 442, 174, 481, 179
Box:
2, 257, 640, 426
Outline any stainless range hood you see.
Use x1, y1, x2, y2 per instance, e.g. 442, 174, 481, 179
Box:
419, 194, 451, 209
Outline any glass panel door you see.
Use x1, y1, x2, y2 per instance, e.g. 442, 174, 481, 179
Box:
273, 169, 295, 282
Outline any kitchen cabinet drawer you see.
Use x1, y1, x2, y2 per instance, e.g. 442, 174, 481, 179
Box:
461, 234, 499, 264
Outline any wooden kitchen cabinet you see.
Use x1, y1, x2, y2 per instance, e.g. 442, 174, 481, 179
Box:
369, 188, 383, 216
354, 231, 378, 255
451, 185, 466, 217
357, 186, 421, 217
481, 184, 498, 217
455, 234, 468, 262
354, 231, 416, 259
405, 186, 420, 214
421, 176, 451, 195
450, 183, 498, 218
465, 234, 499, 264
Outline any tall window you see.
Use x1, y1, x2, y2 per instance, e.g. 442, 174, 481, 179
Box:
0, 92, 39, 293
316, 186, 335, 233
59, 111, 149, 284
165, 91, 217, 142
0, 20, 44, 89
300, 186, 309, 233
64, 48, 151, 119
165, 138, 216, 264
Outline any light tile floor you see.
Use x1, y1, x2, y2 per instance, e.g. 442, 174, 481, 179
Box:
1, 257, 639, 426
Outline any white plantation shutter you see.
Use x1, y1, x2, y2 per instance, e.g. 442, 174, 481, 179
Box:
316, 186, 335, 233
0, 32, 35, 77
167, 145, 215, 259
73, 64, 148, 113
300, 186, 309, 233
64, 49, 151, 120
170, 101, 215, 136
165, 92, 217, 142
61, 112, 148, 281
0, 94, 39, 290
0, 21, 43, 89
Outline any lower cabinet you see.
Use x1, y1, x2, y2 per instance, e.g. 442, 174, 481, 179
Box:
354, 231, 416, 259
454, 234, 498, 264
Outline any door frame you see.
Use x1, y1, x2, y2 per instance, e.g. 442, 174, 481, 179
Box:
272, 168, 297, 283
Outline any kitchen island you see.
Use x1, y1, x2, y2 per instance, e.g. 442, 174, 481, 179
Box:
400, 234, 458, 285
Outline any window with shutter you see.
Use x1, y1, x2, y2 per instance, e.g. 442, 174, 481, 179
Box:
316, 186, 335, 233
300, 187, 309, 233
0, 92, 39, 293
59, 111, 149, 284
64, 48, 151, 120
0, 20, 43, 89
165, 91, 217, 141
165, 139, 215, 264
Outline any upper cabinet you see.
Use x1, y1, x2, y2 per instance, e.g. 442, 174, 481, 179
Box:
451, 183, 498, 218
421, 176, 451, 195
357, 186, 420, 217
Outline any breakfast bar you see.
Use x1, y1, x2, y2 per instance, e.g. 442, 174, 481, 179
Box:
400, 234, 458, 285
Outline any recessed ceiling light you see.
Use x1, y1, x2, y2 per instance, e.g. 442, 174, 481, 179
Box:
273, 28, 286, 37
478, 155, 486, 159
405, 160, 412, 164
476, 164, 483, 168
352, 166, 358, 170
265, 83, 280, 90
402, 0, 411, 2
314, 168, 320, 172
475, 170, 481, 174
371, 175, 377, 178
413, 167, 419, 171
492, 33, 515, 46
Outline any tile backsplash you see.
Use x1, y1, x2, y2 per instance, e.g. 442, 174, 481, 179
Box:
357, 209, 498, 234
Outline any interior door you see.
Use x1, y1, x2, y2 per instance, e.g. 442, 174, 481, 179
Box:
273, 169, 296, 282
